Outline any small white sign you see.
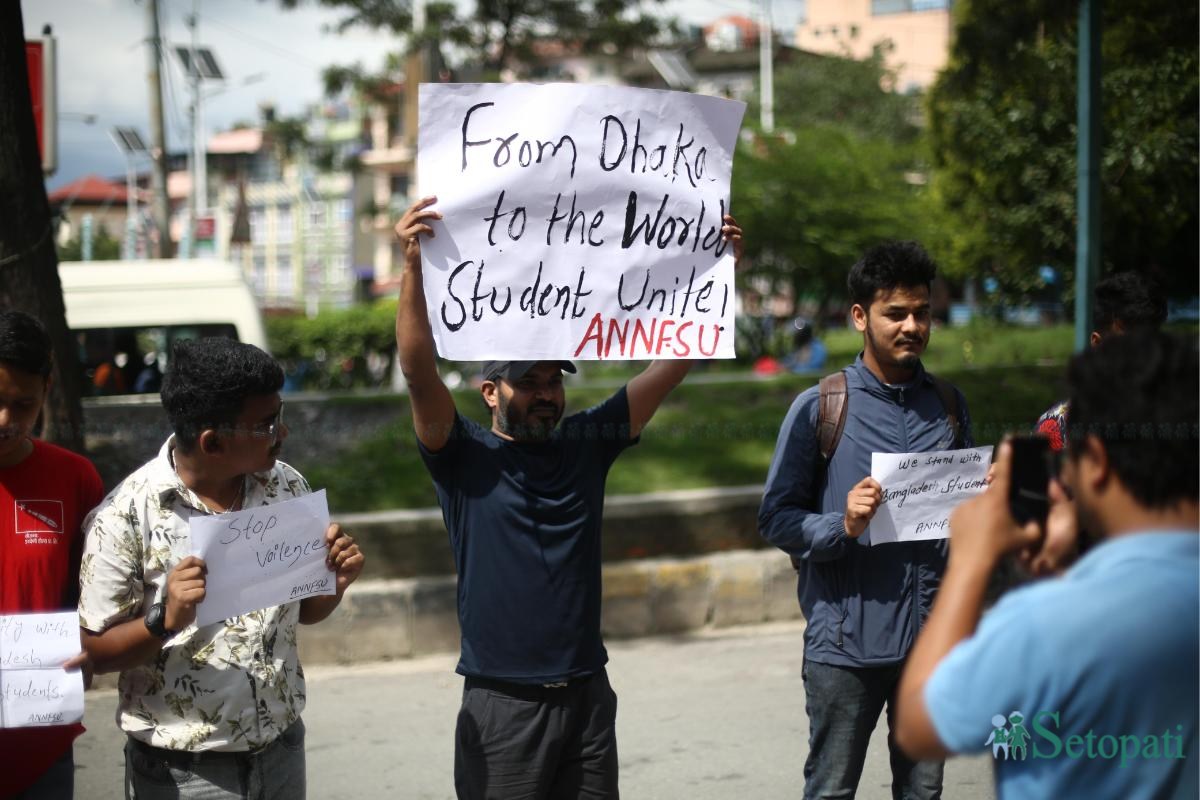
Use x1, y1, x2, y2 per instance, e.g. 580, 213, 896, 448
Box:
869, 446, 994, 545
0, 611, 85, 728
190, 491, 335, 627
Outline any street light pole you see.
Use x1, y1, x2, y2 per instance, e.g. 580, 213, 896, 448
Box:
1074, 0, 1101, 351
759, 0, 774, 133
110, 127, 149, 260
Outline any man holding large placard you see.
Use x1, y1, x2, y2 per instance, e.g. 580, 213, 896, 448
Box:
759, 242, 972, 799
398, 192, 742, 799
0, 310, 104, 799
403, 82, 744, 800
78, 338, 364, 799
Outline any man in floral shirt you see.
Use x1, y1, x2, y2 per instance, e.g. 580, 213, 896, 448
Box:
79, 338, 364, 799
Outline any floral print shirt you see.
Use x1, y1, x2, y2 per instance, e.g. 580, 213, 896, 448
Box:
79, 438, 312, 752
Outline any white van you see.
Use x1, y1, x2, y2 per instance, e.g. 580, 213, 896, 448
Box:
59, 259, 267, 396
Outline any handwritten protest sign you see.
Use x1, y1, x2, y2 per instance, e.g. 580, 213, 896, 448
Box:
0, 611, 85, 728
417, 83, 746, 361
190, 490, 335, 627
868, 446, 994, 545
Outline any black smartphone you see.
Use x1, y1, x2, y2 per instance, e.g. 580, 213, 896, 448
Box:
1008, 436, 1051, 525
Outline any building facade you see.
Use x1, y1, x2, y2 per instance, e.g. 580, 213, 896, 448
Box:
794, 0, 953, 91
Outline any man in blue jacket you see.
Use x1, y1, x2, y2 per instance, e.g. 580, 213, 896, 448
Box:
759, 241, 971, 800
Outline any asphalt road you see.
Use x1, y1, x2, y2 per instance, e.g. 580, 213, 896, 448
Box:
73, 622, 994, 799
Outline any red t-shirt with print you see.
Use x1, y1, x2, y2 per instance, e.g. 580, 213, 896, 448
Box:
0, 438, 105, 797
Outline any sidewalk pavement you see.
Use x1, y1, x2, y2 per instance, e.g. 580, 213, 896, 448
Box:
74, 621, 996, 800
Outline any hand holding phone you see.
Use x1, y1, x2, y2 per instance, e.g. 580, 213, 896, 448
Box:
1007, 436, 1051, 525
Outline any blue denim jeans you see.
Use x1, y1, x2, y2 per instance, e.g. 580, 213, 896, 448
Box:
124, 719, 306, 800
802, 659, 944, 800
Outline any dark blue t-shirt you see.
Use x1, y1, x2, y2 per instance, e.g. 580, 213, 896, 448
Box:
418, 388, 637, 684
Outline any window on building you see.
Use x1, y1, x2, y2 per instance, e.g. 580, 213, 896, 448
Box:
275, 248, 294, 297
873, 0, 949, 12
309, 202, 326, 229
390, 174, 410, 215
276, 204, 293, 243
327, 253, 350, 287
251, 249, 267, 296
334, 198, 352, 224
249, 206, 266, 244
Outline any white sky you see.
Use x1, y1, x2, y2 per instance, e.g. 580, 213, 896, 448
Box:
24, 0, 804, 190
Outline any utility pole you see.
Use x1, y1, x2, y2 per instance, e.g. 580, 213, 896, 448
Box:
145, 0, 173, 257
758, 0, 774, 133
1074, 0, 1101, 351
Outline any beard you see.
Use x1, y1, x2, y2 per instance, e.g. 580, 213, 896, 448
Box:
496, 397, 562, 441
865, 325, 924, 369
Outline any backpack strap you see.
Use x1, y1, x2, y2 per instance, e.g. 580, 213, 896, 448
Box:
930, 375, 962, 447
817, 371, 849, 461
790, 371, 849, 572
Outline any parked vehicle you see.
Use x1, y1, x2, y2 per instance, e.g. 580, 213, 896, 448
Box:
59, 259, 267, 396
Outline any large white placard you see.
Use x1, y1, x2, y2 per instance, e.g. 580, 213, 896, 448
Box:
417, 83, 746, 361
0, 611, 85, 728
190, 490, 335, 627
869, 446, 994, 545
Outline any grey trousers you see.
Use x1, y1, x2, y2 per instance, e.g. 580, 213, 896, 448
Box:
124, 719, 306, 800
455, 669, 620, 800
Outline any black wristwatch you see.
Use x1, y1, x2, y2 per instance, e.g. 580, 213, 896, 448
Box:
144, 602, 174, 640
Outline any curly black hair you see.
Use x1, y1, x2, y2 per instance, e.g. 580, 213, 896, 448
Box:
161, 337, 283, 452
0, 309, 53, 377
1093, 272, 1167, 333
847, 241, 937, 308
1068, 331, 1198, 510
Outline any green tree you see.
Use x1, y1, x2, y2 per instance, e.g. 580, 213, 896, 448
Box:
281, 0, 674, 80
762, 43, 922, 145
0, 2, 85, 450
734, 51, 936, 324
56, 225, 123, 262
928, 0, 1198, 297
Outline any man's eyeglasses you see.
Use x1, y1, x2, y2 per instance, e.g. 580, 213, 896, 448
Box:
253, 404, 285, 446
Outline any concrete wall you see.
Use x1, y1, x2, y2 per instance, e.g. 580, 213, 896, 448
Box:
297, 548, 803, 665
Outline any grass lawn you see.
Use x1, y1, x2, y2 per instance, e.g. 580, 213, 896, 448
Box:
309, 361, 1070, 513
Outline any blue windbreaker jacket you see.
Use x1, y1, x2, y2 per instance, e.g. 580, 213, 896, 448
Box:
758, 355, 973, 667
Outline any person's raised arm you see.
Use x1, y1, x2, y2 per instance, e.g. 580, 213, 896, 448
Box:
625, 215, 745, 437
395, 196, 457, 452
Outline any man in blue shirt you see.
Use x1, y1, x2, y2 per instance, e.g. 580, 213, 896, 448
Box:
394, 195, 743, 799
759, 241, 970, 799
896, 331, 1199, 800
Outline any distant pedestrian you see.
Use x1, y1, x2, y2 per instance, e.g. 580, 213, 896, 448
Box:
1035, 272, 1166, 452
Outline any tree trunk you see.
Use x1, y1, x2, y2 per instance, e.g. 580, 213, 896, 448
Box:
0, 3, 85, 452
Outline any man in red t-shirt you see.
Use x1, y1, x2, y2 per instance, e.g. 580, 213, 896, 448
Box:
0, 310, 105, 799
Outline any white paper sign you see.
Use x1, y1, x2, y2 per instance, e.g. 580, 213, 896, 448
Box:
868, 446, 994, 545
417, 83, 746, 361
0, 611, 85, 728
190, 490, 335, 627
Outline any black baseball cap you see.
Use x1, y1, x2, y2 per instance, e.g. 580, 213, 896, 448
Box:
481, 360, 577, 382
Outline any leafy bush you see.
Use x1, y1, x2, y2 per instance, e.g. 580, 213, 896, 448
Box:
266, 301, 398, 389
